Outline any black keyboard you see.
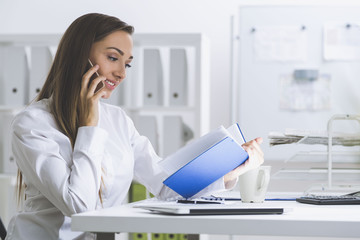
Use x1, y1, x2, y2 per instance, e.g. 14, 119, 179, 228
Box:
296, 193, 360, 205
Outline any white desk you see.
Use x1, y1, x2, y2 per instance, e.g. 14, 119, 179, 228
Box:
71, 200, 360, 239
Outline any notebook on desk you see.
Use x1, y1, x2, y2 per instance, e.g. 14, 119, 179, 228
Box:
133, 203, 286, 215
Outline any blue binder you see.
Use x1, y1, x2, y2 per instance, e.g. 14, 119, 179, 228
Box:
163, 137, 249, 198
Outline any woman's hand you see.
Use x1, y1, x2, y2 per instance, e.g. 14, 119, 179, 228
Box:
223, 137, 264, 188
78, 64, 106, 126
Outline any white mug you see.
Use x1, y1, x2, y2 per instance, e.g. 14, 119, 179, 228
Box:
238, 165, 271, 203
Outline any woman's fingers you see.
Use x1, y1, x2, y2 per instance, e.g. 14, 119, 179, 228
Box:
87, 76, 106, 98
80, 64, 106, 100
242, 138, 264, 168
81, 64, 100, 95
224, 137, 265, 187
82, 64, 98, 85
78, 64, 106, 126
255, 137, 263, 144
243, 139, 263, 158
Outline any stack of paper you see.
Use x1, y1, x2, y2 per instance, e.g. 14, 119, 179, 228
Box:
269, 129, 360, 147
159, 123, 248, 198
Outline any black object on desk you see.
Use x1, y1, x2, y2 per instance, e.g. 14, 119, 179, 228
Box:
296, 191, 360, 205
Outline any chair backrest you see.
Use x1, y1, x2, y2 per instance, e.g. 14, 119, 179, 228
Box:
0, 217, 6, 240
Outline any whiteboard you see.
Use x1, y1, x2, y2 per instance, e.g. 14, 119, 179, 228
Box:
235, 5, 360, 161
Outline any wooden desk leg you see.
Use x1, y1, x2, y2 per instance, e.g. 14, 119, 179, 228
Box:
95, 232, 115, 240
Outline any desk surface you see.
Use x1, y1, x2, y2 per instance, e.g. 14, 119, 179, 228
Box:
71, 200, 360, 238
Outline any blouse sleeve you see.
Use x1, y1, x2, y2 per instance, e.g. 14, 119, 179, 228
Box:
126, 115, 227, 200
12, 110, 108, 217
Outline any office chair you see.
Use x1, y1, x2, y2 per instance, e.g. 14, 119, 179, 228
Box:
0, 217, 6, 240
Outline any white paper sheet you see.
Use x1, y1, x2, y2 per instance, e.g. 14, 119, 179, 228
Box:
279, 74, 331, 111
324, 23, 360, 61
253, 26, 307, 62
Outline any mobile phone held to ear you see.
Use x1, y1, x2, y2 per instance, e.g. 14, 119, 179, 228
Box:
88, 59, 104, 93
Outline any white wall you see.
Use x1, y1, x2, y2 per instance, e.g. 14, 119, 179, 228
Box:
1, 0, 360, 130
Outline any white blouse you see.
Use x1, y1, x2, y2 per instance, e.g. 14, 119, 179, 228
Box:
5, 98, 226, 240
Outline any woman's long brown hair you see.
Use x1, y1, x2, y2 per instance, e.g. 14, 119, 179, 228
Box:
17, 13, 134, 205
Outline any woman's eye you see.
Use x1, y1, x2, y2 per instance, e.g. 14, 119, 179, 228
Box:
125, 64, 132, 68
108, 56, 118, 62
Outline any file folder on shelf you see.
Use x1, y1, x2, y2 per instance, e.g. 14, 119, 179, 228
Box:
164, 234, 177, 240
164, 233, 188, 240
143, 49, 164, 106
178, 234, 188, 240
161, 123, 248, 198
0, 108, 21, 174
163, 116, 185, 157
135, 115, 159, 154
152, 233, 165, 240
1, 46, 27, 106
169, 48, 188, 106
131, 233, 147, 240
29, 46, 52, 102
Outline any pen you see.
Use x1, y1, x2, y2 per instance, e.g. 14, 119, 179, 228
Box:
176, 199, 222, 204
265, 198, 297, 201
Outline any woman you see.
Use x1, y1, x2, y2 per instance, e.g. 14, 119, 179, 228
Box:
6, 13, 264, 239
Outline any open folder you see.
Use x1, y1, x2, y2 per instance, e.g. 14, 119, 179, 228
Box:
159, 123, 248, 198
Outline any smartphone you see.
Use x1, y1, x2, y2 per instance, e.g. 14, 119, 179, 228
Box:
87, 59, 104, 93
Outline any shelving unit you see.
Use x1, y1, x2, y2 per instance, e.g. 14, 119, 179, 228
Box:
120, 33, 210, 157
0, 33, 210, 163
0, 33, 210, 239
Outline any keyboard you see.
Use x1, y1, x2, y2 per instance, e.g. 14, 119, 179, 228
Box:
296, 193, 360, 205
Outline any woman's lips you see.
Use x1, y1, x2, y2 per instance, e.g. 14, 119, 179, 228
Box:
104, 79, 117, 90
